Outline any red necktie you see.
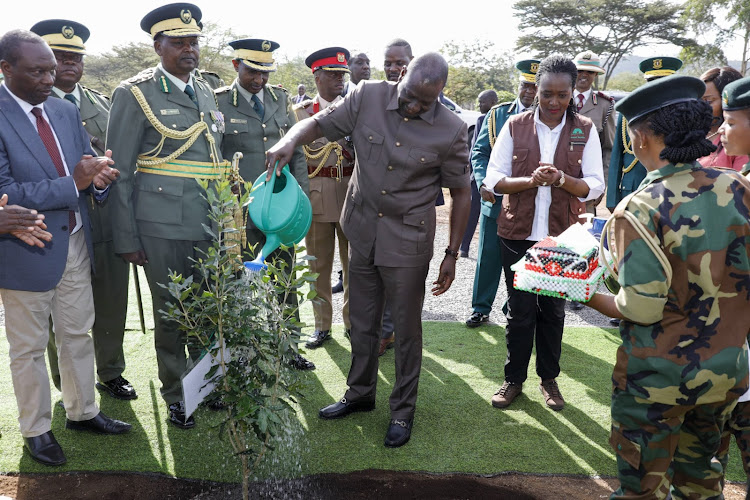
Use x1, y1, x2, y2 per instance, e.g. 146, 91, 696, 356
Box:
31, 107, 76, 233
577, 94, 585, 112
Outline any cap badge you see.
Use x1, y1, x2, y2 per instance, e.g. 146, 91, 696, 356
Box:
337, 52, 345, 63
723, 92, 728, 106
262, 40, 271, 51
180, 9, 192, 24
530, 63, 539, 73
653, 59, 662, 69
61, 26, 75, 39
583, 52, 592, 60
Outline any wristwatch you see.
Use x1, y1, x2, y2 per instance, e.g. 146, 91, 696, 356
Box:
445, 248, 459, 259
553, 172, 566, 188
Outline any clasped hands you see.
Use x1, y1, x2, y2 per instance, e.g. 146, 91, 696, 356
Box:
73, 149, 120, 191
0, 194, 52, 247
531, 163, 563, 187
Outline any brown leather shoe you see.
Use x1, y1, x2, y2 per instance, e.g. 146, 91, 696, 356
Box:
378, 333, 395, 356
491, 381, 522, 408
540, 379, 565, 411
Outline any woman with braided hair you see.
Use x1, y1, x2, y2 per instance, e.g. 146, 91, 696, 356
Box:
586, 75, 750, 499
482, 54, 604, 411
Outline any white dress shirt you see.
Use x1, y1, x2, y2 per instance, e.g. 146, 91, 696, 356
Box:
573, 88, 592, 108
5, 85, 82, 233
483, 107, 604, 241
158, 63, 195, 92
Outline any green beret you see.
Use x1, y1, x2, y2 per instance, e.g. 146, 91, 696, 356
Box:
722, 76, 750, 111
615, 75, 705, 125
515, 59, 540, 83
639, 57, 682, 80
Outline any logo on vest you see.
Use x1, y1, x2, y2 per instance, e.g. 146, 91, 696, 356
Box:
571, 127, 585, 140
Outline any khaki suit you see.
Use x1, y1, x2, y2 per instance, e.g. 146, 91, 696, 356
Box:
296, 95, 354, 331
107, 67, 225, 404
47, 84, 131, 387
315, 81, 469, 419
578, 91, 615, 208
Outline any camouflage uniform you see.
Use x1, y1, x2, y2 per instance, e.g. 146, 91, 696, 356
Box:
608, 162, 750, 499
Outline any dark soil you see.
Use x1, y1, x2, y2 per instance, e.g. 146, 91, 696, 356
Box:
0, 470, 746, 499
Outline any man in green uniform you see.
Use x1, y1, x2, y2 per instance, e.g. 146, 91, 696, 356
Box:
606, 56, 682, 211
30, 19, 135, 401
194, 69, 224, 90
107, 2, 229, 429
216, 38, 314, 370
465, 59, 537, 328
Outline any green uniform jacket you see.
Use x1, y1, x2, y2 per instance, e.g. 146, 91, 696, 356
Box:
470, 99, 523, 218
606, 113, 647, 209
195, 69, 225, 91
612, 162, 750, 405
216, 81, 309, 194
106, 67, 225, 254
51, 84, 112, 244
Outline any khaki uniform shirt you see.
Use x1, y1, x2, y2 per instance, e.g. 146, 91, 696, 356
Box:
577, 90, 615, 172
216, 81, 309, 194
314, 80, 470, 267
296, 95, 354, 223
106, 67, 225, 253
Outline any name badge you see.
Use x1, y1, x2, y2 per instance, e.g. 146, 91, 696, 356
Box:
230, 118, 247, 124
160, 109, 180, 115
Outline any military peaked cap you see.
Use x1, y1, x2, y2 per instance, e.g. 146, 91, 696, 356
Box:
305, 47, 350, 74
141, 3, 202, 39
31, 19, 90, 54
639, 57, 682, 81
515, 59, 540, 83
615, 75, 704, 125
722, 76, 750, 110
228, 39, 280, 72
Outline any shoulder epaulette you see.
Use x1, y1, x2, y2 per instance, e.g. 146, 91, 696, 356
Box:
125, 68, 155, 86
199, 69, 220, 78
492, 101, 513, 109
214, 85, 231, 94
265, 84, 279, 102
274, 84, 289, 93
597, 91, 615, 102
82, 86, 110, 100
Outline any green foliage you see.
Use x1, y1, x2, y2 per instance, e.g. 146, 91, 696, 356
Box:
441, 40, 516, 108
606, 72, 644, 92
268, 54, 315, 95
681, 0, 750, 74
514, 0, 694, 89
160, 179, 313, 499
496, 90, 517, 104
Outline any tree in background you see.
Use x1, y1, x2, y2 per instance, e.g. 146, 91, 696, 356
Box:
441, 40, 516, 108
514, 0, 694, 89
268, 54, 315, 95
681, 0, 750, 74
606, 72, 644, 91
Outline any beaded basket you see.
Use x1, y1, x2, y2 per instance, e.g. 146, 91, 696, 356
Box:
510, 224, 612, 303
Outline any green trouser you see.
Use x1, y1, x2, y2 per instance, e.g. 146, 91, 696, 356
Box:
717, 401, 750, 485
47, 239, 130, 389
140, 236, 209, 405
471, 213, 503, 316
610, 389, 737, 499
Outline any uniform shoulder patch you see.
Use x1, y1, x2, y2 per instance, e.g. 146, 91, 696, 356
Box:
597, 91, 615, 102
82, 86, 110, 100
273, 84, 289, 93
214, 85, 231, 95
124, 68, 155, 86
491, 101, 513, 111
292, 99, 314, 111
199, 70, 220, 78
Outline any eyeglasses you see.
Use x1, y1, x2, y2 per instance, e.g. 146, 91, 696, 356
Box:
54, 52, 83, 63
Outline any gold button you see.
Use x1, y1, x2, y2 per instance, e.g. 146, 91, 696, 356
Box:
368, 135, 373, 140
172, 124, 177, 128
234, 130, 238, 134
420, 157, 425, 162
578, 159, 582, 164
262, 123, 266, 128
404, 117, 408, 122
378, 212, 383, 217
396, 142, 401, 147
420, 220, 424, 225
387, 166, 393, 171
263, 137, 268, 142
82, 121, 86, 126
512, 155, 517, 160
157, 187, 163, 192
381, 190, 386, 195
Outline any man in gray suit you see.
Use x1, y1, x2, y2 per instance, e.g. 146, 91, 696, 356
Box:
0, 29, 130, 467
266, 52, 470, 448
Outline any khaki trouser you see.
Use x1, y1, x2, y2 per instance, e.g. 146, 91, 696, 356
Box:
1, 231, 98, 437
305, 220, 350, 331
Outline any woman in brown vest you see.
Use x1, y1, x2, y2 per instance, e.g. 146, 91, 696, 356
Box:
481, 55, 605, 411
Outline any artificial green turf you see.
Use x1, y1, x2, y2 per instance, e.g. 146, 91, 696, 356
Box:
0, 268, 745, 483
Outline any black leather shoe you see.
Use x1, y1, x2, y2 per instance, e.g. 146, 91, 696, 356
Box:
305, 330, 330, 349
319, 397, 375, 419
384, 418, 413, 448
66, 411, 132, 435
465, 311, 489, 328
24, 431, 66, 466
290, 353, 315, 371
96, 376, 137, 400
168, 402, 195, 429
332, 270, 344, 294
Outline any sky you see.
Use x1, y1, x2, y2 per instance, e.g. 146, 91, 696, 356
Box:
0, 0, 739, 66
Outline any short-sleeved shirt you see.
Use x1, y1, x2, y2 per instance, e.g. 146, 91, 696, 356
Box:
314, 80, 470, 267
612, 162, 750, 405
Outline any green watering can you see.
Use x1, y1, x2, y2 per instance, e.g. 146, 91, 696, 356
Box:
244, 163, 312, 272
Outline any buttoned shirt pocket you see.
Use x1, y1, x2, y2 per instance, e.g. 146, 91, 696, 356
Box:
401, 210, 430, 255
223, 119, 251, 156
407, 148, 439, 168
134, 177, 184, 225
356, 124, 384, 164
510, 148, 530, 176
157, 110, 193, 131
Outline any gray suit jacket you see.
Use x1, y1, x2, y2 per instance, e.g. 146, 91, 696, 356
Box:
0, 85, 97, 292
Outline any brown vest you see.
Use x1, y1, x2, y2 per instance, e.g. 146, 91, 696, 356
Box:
497, 111, 591, 240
